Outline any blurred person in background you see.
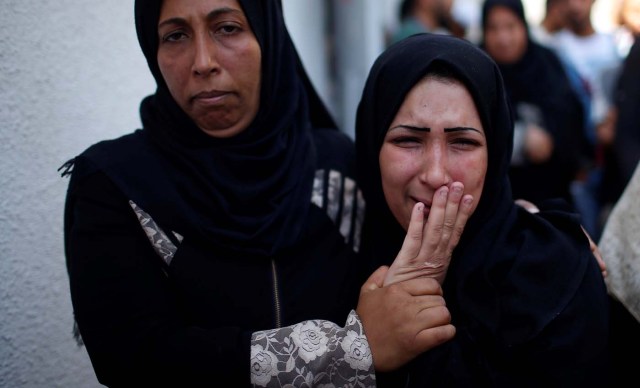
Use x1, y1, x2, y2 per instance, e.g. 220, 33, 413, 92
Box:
388, 0, 466, 45
530, 0, 569, 45
480, 0, 589, 208
550, 0, 623, 240
612, 0, 640, 56
531, 0, 595, 174
600, 0, 640, 220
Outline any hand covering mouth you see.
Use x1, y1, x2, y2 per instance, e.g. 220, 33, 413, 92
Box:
411, 196, 432, 208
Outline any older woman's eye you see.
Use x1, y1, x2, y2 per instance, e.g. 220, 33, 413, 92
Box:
162, 31, 187, 43
217, 23, 241, 35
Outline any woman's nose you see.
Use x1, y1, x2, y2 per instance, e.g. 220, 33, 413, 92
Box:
192, 35, 218, 76
418, 145, 450, 187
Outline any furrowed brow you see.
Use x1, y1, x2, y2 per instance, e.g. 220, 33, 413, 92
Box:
444, 127, 482, 133
390, 125, 430, 132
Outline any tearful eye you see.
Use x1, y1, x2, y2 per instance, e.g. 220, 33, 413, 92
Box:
390, 136, 421, 146
454, 138, 478, 146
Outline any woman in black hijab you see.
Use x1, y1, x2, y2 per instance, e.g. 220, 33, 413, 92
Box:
480, 0, 590, 208
61, 0, 454, 386
356, 33, 610, 387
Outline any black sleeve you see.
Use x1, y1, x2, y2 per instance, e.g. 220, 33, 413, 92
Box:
64, 171, 252, 387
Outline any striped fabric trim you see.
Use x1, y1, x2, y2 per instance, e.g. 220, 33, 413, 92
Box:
312, 169, 365, 253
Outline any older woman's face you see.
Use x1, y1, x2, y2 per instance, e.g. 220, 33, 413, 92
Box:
157, 0, 261, 138
380, 76, 487, 231
483, 6, 528, 65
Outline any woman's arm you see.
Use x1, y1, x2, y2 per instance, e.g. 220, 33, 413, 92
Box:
66, 172, 252, 386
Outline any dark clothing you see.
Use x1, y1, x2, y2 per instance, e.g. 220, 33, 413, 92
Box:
498, 42, 587, 205
62, 0, 367, 386
601, 37, 640, 206
64, 129, 364, 387
355, 33, 610, 387
609, 294, 640, 388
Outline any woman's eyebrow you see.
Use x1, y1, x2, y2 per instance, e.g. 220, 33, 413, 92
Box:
389, 125, 430, 132
158, 7, 240, 29
206, 7, 242, 20
444, 126, 482, 134
158, 17, 186, 29
389, 125, 482, 134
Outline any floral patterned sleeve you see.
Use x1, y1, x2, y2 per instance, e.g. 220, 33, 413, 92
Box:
250, 310, 376, 387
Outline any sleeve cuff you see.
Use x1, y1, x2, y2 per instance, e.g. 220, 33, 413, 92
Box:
250, 310, 376, 387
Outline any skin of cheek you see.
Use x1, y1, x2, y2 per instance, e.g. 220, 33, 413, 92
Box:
379, 149, 416, 232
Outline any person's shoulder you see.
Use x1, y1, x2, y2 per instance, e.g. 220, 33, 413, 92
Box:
533, 41, 566, 69
312, 128, 356, 175
64, 130, 148, 184
80, 130, 145, 159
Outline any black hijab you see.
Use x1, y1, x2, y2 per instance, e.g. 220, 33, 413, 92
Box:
356, 33, 596, 353
76, 0, 337, 256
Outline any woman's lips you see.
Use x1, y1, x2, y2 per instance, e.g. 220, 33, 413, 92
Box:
191, 90, 228, 105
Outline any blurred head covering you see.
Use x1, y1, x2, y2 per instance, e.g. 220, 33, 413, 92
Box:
481, 0, 528, 32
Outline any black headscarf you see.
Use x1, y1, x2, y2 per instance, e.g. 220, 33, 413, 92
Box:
356, 34, 605, 385
81, 0, 337, 256
481, 0, 527, 32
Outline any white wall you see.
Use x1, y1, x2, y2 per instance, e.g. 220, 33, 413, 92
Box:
0, 1, 154, 387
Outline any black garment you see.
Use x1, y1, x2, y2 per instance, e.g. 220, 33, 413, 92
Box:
601, 37, 640, 207
609, 294, 640, 387
62, 0, 367, 386
481, 0, 589, 206
64, 129, 363, 387
355, 33, 609, 387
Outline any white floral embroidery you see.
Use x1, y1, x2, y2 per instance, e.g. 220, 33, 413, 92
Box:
341, 330, 372, 371
251, 345, 280, 387
250, 310, 376, 387
291, 321, 330, 363
128, 200, 180, 266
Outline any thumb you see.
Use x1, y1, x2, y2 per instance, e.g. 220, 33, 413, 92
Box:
363, 266, 389, 291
